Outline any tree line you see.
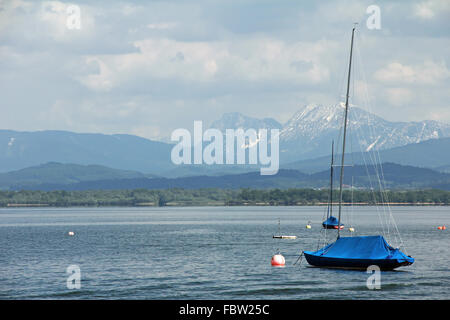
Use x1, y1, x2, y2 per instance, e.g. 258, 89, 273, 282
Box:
0, 188, 449, 207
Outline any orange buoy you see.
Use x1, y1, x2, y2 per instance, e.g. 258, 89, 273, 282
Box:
271, 254, 285, 267
438, 226, 446, 230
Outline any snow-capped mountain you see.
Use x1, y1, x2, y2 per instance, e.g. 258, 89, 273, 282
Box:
280, 103, 450, 161
208, 105, 450, 163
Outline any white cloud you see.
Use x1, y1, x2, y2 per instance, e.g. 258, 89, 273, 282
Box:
320, 1, 367, 21
80, 57, 115, 91
427, 108, 450, 122
1, 0, 450, 139
147, 22, 177, 30
204, 59, 218, 75
122, 4, 143, 16
385, 87, 414, 107
374, 60, 450, 85
413, 0, 450, 19
77, 37, 334, 92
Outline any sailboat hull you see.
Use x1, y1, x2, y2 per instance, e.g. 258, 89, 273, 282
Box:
303, 252, 413, 270
322, 224, 344, 230
303, 235, 414, 271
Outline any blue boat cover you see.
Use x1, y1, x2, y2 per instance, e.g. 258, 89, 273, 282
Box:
322, 216, 343, 227
305, 235, 413, 263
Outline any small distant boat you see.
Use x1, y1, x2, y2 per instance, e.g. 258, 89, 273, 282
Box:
322, 216, 344, 230
273, 235, 297, 239
273, 219, 297, 239
322, 141, 344, 230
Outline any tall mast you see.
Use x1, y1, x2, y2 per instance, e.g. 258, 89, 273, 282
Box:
337, 25, 356, 239
327, 140, 334, 219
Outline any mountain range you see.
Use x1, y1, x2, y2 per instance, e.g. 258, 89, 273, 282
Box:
1, 104, 449, 179
206, 104, 450, 169
0, 130, 174, 174
211, 104, 450, 162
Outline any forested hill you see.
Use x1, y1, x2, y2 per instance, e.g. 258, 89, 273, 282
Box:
5, 162, 450, 191
1, 188, 449, 207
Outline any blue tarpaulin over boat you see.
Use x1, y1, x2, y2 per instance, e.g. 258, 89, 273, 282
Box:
322, 216, 343, 228
304, 235, 414, 270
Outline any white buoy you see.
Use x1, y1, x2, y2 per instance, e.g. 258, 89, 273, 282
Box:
68, 231, 75, 236
271, 254, 285, 267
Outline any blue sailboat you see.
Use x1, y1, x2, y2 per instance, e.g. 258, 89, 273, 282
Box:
322, 216, 343, 230
322, 141, 344, 230
304, 235, 414, 270
304, 25, 414, 270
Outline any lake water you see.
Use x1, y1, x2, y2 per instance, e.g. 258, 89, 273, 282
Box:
0, 206, 448, 300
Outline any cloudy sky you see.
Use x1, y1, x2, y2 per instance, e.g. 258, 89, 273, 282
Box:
1, 0, 449, 140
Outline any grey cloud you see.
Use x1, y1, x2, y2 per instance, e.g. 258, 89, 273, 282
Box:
0, 0, 448, 140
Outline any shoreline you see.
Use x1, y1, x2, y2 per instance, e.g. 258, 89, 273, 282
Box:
2, 188, 449, 208
3, 202, 450, 208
